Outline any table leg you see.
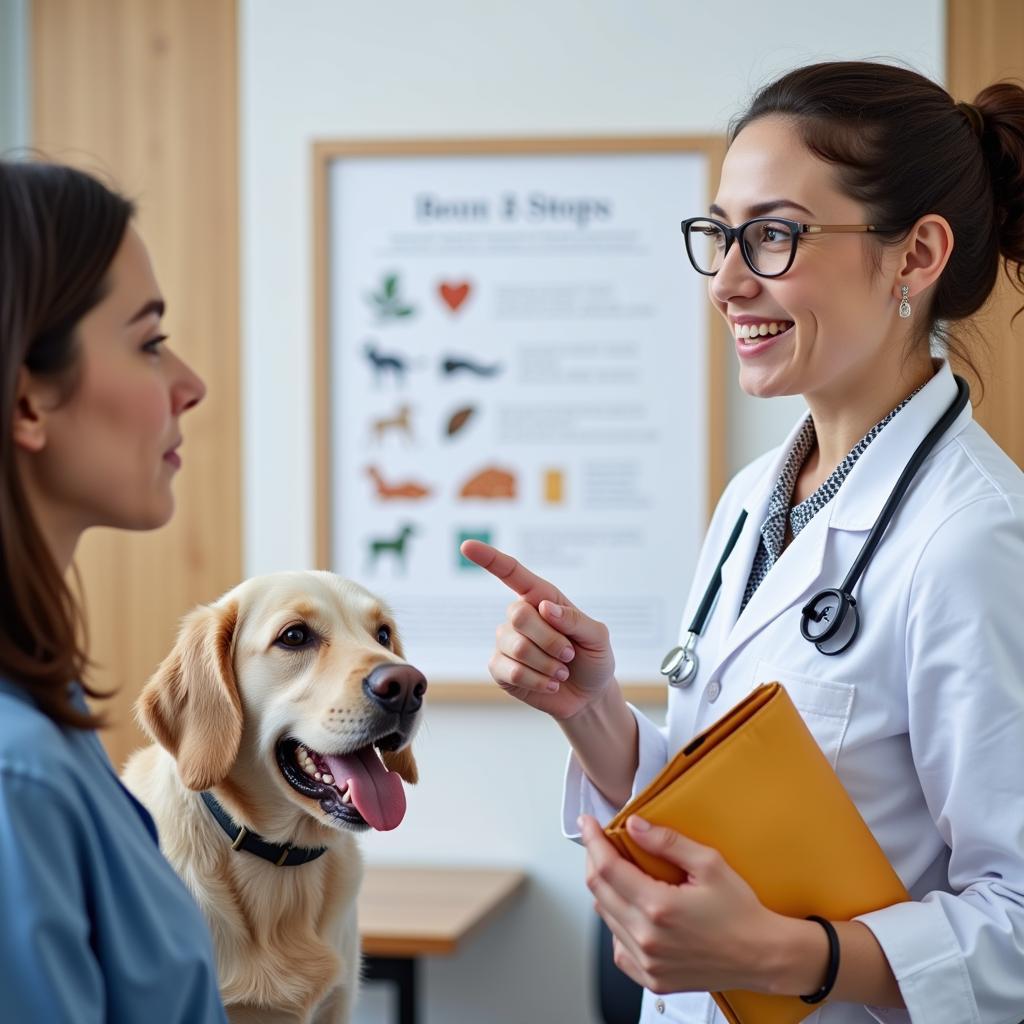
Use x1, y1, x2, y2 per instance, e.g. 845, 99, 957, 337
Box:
363, 955, 418, 1024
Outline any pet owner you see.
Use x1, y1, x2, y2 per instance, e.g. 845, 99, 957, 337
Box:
463, 61, 1024, 1022
0, 159, 227, 1021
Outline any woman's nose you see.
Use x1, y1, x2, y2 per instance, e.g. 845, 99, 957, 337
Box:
172, 355, 207, 414
709, 241, 761, 306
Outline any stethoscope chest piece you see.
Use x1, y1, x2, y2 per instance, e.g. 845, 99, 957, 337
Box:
661, 636, 698, 687
800, 588, 860, 655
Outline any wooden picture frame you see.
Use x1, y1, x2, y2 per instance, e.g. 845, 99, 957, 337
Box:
313, 136, 727, 703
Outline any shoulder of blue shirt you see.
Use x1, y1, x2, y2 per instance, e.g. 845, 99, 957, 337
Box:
0, 678, 93, 789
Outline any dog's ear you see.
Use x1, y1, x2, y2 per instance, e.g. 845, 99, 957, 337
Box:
382, 746, 418, 785
136, 601, 242, 791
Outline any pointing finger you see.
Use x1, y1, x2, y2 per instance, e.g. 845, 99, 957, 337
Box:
460, 540, 567, 607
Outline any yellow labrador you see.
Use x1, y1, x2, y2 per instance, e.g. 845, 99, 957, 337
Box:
122, 571, 425, 1024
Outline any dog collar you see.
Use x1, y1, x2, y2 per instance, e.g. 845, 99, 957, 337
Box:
200, 791, 328, 867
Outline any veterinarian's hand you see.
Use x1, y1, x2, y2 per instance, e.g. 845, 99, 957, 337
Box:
579, 814, 785, 996
459, 540, 616, 719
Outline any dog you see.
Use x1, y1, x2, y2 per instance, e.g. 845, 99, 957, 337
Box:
366, 523, 417, 572
122, 571, 426, 1024
364, 341, 409, 385
370, 403, 414, 444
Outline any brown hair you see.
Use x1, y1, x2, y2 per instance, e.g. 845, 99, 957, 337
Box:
729, 61, 1024, 380
0, 159, 135, 728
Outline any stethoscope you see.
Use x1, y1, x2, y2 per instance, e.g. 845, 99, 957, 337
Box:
661, 375, 971, 687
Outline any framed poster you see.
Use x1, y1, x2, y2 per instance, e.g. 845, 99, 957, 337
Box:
313, 137, 727, 701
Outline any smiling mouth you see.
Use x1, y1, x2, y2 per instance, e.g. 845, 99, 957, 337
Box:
733, 320, 794, 343
275, 735, 407, 832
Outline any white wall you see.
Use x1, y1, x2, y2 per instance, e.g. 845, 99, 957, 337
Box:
240, 4, 944, 1022
0, 0, 30, 153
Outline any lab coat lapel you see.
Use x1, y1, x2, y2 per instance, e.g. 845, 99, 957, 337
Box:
705, 413, 810, 668
707, 503, 764, 658
718, 504, 830, 664
828, 361, 966, 530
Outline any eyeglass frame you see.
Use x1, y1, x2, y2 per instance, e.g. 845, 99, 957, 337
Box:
679, 216, 900, 279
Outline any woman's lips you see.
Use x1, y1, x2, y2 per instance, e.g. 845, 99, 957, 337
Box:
163, 450, 181, 469
733, 319, 794, 358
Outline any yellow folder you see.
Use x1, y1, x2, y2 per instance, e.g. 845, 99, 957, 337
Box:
604, 682, 909, 1024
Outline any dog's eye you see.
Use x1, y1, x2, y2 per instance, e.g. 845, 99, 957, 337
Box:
376, 625, 392, 648
278, 625, 313, 648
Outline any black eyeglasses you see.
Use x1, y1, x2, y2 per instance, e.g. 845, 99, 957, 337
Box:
680, 216, 898, 278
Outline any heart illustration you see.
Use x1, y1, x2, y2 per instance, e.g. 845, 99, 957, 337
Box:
439, 281, 471, 313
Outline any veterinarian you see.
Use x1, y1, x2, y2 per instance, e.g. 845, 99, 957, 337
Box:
0, 160, 227, 1021
463, 61, 1024, 1022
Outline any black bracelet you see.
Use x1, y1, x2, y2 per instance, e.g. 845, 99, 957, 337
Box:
799, 915, 840, 1005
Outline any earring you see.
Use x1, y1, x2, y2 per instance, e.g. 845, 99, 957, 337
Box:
898, 285, 912, 319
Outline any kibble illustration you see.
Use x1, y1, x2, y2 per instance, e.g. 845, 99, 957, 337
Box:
445, 406, 476, 438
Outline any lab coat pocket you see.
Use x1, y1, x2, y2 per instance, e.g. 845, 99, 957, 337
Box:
753, 660, 855, 770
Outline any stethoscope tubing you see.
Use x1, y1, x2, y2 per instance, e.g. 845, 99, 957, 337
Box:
662, 375, 970, 686
687, 509, 748, 636
836, 375, 970, 597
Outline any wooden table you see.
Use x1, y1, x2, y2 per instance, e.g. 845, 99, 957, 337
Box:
359, 865, 528, 1024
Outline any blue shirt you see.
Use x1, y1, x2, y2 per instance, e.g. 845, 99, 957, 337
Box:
0, 678, 227, 1023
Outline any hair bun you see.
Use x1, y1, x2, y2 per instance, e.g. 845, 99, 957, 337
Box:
972, 82, 1024, 261
956, 100, 985, 140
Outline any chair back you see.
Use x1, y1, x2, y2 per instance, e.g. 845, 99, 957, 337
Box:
595, 916, 643, 1024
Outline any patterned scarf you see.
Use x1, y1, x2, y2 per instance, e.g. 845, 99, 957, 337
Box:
740, 389, 920, 613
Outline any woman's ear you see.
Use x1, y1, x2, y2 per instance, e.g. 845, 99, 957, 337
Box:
135, 600, 242, 791
895, 213, 955, 304
12, 367, 51, 454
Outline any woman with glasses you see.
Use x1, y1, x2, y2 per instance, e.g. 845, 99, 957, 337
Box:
463, 61, 1024, 1022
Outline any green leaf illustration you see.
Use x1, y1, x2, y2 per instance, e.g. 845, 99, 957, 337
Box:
365, 272, 417, 321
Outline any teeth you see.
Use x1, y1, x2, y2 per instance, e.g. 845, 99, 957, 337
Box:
291, 745, 351, 798
735, 321, 792, 341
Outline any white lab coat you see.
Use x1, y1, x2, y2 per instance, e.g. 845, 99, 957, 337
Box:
563, 361, 1024, 1023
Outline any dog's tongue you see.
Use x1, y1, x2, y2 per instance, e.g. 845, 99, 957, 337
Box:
324, 747, 406, 831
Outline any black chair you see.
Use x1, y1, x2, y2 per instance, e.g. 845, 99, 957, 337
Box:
595, 916, 644, 1024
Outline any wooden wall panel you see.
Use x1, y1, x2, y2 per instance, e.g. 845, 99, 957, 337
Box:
948, 0, 1024, 467
32, 0, 240, 769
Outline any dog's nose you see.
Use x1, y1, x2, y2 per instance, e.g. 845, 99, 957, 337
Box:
363, 663, 427, 716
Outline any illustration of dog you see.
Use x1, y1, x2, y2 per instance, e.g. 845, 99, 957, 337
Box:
367, 524, 417, 572
370, 404, 415, 445
364, 342, 409, 386
121, 571, 426, 1024
366, 467, 431, 500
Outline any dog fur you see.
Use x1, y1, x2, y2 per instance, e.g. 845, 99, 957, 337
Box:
122, 571, 424, 1024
